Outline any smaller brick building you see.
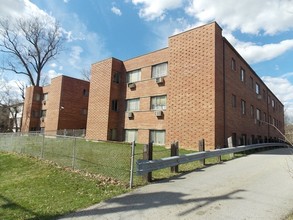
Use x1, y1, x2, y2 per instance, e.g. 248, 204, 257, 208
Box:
21, 75, 89, 133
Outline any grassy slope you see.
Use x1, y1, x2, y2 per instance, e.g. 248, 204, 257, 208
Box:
0, 152, 128, 220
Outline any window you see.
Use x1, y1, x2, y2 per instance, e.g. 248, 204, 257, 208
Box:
34, 93, 41, 101
126, 98, 139, 111
111, 100, 118, 111
262, 89, 266, 101
232, 133, 237, 146
273, 118, 276, 126
240, 68, 245, 82
151, 95, 167, 110
241, 100, 246, 115
255, 83, 260, 94
256, 108, 261, 121
41, 110, 47, 117
31, 110, 40, 118
152, 62, 168, 78
241, 134, 247, 145
268, 95, 271, 104
263, 112, 267, 122
127, 69, 141, 83
250, 105, 254, 118
125, 129, 137, 142
43, 93, 48, 101
250, 77, 254, 90
272, 99, 275, 108
81, 108, 87, 115
231, 58, 236, 71
83, 89, 89, 97
269, 115, 272, 124
150, 130, 165, 145
109, 128, 117, 141
232, 94, 236, 108
113, 72, 120, 83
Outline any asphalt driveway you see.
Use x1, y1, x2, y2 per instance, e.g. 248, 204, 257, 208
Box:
59, 147, 293, 220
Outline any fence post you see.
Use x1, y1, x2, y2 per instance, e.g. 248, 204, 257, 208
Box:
199, 139, 205, 166
171, 141, 179, 173
129, 141, 136, 188
227, 136, 234, 159
143, 142, 153, 182
41, 133, 45, 159
72, 137, 77, 170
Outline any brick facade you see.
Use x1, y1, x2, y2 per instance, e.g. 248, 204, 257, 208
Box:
85, 22, 284, 149
21, 75, 89, 133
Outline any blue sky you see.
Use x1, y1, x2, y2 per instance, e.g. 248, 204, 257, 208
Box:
1, 0, 293, 119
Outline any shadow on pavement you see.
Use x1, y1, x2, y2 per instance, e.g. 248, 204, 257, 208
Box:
61, 189, 245, 219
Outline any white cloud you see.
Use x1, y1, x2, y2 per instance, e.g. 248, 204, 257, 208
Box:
0, 0, 54, 23
69, 46, 83, 68
50, 63, 57, 68
262, 75, 293, 119
111, 6, 122, 16
233, 38, 293, 64
185, 0, 293, 35
132, 0, 183, 20
47, 69, 61, 79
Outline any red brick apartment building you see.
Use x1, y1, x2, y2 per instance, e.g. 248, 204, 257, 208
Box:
86, 22, 284, 150
22, 75, 89, 133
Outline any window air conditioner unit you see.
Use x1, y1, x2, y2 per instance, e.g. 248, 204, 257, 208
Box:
128, 83, 136, 89
128, 112, 134, 118
42, 100, 46, 105
155, 77, 164, 84
155, 110, 162, 117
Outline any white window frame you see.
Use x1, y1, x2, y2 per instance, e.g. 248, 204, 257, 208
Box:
152, 62, 168, 78
240, 68, 245, 82
125, 129, 138, 142
231, 58, 236, 71
272, 99, 275, 108
41, 110, 47, 117
256, 108, 261, 121
43, 93, 48, 101
255, 82, 260, 95
127, 69, 141, 83
151, 95, 167, 110
126, 98, 140, 111
241, 99, 246, 115
150, 130, 165, 145
250, 105, 254, 118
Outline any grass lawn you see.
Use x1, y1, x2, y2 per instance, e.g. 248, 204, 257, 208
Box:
287, 212, 293, 220
0, 136, 252, 220
0, 152, 129, 220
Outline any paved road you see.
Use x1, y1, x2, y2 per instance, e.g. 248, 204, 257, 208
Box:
59, 148, 293, 220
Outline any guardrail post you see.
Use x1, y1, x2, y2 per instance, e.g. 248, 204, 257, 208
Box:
143, 142, 153, 182
171, 141, 179, 173
199, 139, 205, 166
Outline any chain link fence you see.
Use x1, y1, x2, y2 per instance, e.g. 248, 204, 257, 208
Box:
0, 132, 203, 187
0, 132, 148, 187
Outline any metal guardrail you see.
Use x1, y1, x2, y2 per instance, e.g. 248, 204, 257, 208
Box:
136, 143, 291, 175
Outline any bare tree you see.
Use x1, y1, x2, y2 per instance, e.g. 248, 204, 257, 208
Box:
0, 82, 23, 132
0, 16, 64, 87
15, 80, 27, 100
81, 68, 91, 81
